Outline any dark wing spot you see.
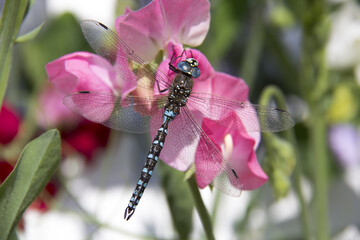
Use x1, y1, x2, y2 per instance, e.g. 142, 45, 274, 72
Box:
232, 169, 239, 178
78, 91, 90, 94
274, 107, 286, 113
98, 22, 108, 30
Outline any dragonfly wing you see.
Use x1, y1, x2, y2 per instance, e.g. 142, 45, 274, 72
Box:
64, 91, 166, 133
80, 20, 171, 91
188, 92, 295, 133
155, 106, 242, 197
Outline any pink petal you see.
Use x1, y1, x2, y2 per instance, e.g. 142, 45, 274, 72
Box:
46, 52, 120, 123
156, 42, 214, 94
158, 0, 210, 46
208, 72, 249, 102
37, 84, 81, 128
230, 133, 268, 190
116, 0, 210, 60
195, 119, 222, 188
46, 52, 119, 94
195, 112, 266, 190
151, 110, 199, 171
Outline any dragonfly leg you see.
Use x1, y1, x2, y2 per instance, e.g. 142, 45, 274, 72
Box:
168, 46, 186, 73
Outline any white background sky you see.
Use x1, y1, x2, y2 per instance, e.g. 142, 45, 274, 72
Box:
47, 0, 117, 27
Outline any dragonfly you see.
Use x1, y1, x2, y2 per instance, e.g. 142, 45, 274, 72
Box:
63, 20, 295, 220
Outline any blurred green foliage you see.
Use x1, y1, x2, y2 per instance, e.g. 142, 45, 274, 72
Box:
263, 134, 296, 199
19, 13, 92, 91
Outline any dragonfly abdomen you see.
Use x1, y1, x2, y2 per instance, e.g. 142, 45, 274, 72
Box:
124, 115, 172, 220
124, 74, 194, 220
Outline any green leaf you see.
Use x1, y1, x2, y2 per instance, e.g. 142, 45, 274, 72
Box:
0, 129, 61, 239
158, 161, 193, 240
8, 229, 18, 240
0, 0, 29, 106
15, 22, 45, 43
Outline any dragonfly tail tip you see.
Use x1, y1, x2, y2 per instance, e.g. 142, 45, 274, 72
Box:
124, 207, 135, 221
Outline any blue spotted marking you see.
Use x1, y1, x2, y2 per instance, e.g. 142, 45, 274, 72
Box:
160, 142, 164, 147
154, 156, 158, 161
147, 153, 154, 159
149, 170, 153, 176
164, 109, 176, 118
131, 197, 135, 201
138, 180, 143, 185
143, 182, 148, 187
153, 140, 159, 144
142, 168, 148, 173
136, 199, 139, 204
140, 193, 143, 197
129, 203, 133, 207
163, 116, 168, 124
133, 190, 138, 195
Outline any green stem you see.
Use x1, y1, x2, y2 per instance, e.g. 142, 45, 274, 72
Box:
235, 191, 259, 233
210, 190, 221, 223
300, 1, 329, 238
259, 85, 311, 240
187, 175, 215, 240
259, 85, 287, 110
311, 101, 328, 240
312, 48, 329, 240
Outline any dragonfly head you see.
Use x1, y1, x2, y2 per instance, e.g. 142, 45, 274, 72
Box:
177, 58, 200, 78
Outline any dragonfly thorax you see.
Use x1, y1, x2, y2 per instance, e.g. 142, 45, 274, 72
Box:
165, 73, 193, 118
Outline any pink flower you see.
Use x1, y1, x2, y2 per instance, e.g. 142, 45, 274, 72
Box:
46, 52, 120, 94
45, 54, 112, 162
116, 0, 210, 60
46, 52, 120, 123
0, 102, 20, 145
62, 120, 110, 161
155, 43, 267, 190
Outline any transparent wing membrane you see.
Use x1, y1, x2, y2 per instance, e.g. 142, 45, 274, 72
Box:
80, 20, 171, 91
64, 92, 166, 133
188, 92, 295, 133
